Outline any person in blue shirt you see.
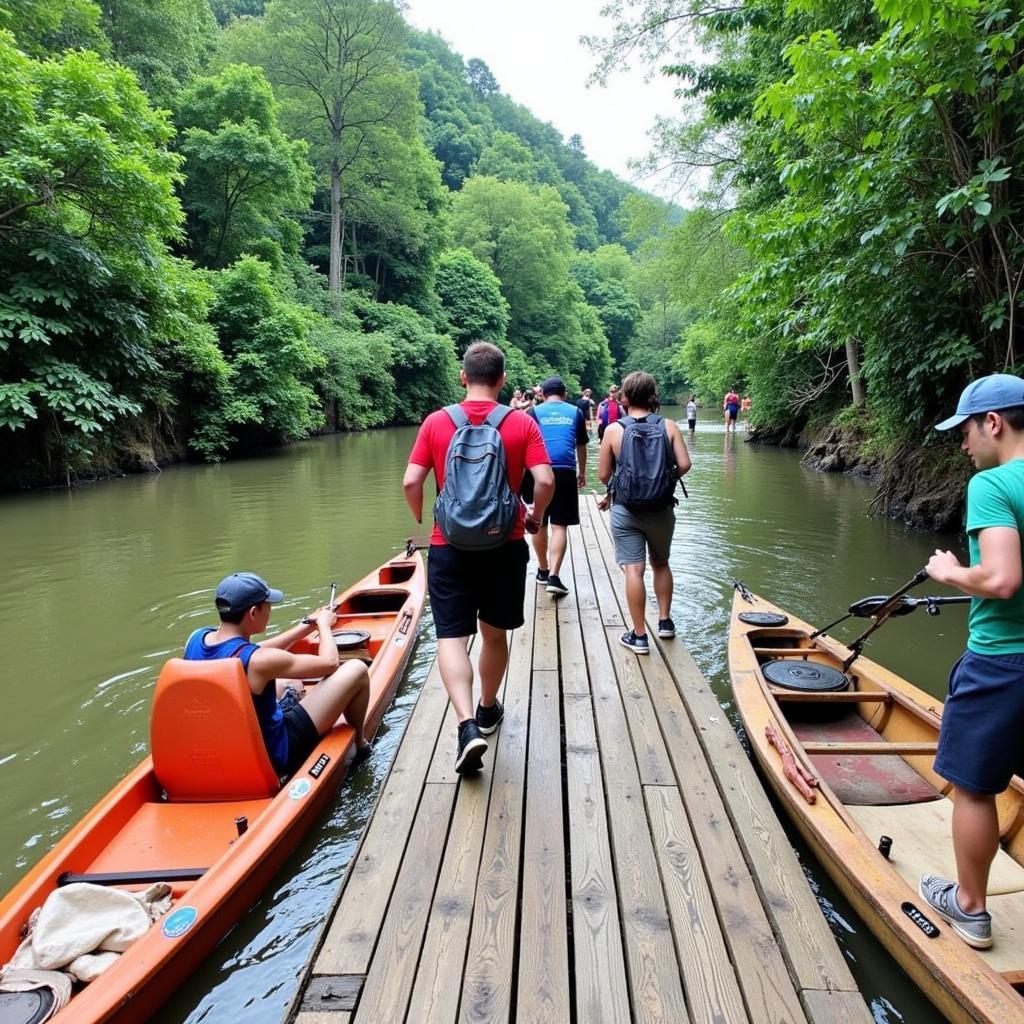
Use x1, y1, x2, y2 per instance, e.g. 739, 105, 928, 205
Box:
184, 572, 372, 777
523, 376, 588, 597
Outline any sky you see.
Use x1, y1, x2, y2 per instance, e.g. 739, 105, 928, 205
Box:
402, 0, 685, 196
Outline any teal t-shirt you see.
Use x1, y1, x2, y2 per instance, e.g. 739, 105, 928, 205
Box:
966, 459, 1024, 655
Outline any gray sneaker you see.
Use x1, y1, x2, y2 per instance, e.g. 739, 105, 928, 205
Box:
919, 875, 992, 949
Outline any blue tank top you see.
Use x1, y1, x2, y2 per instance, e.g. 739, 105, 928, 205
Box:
183, 628, 288, 772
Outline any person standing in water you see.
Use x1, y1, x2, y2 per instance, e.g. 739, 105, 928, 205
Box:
686, 395, 698, 434
723, 388, 740, 431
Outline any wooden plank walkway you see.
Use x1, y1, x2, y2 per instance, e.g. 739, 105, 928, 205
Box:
290, 497, 871, 1024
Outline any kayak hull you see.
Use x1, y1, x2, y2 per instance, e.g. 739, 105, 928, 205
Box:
0, 552, 425, 1022
729, 589, 1024, 1024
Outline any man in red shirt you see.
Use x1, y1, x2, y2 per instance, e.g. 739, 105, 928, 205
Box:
723, 389, 740, 431
403, 342, 554, 773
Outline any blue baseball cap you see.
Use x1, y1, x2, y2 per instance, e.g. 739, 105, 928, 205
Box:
935, 373, 1024, 431
214, 572, 284, 613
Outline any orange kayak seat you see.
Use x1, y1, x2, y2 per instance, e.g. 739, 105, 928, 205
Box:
151, 658, 282, 802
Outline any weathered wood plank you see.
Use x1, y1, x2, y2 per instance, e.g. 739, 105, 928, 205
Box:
354, 782, 457, 1022
459, 581, 536, 1024
295, 1013, 350, 1024
563, 690, 631, 1024
802, 989, 877, 1024
605, 626, 674, 786
406, 763, 494, 1024
516, 668, 570, 1023
577, 501, 624, 627
313, 656, 450, 974
578, 608, 690, 1024
645, 785, 749, 1024
427, 638, 482, 785
533, 585, 559, 672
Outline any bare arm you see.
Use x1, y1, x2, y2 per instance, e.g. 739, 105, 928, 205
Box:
926, 528, 1022, 600
249, 609, 339, 690
259, 618, 316, 651
598, 424, 620, 486
576, 443, 587, 488
665, 420, 691, 477
527, 463, 555, 526
403, 462, 430, 523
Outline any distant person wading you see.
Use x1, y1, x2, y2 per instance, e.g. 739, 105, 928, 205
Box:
599, 371, 691, 655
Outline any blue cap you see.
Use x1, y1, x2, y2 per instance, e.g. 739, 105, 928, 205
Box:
214, 572, 284, 613
935, 373, 1024, 431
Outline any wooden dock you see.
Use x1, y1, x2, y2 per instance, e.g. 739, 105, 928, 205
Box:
290, 497, 871, 1024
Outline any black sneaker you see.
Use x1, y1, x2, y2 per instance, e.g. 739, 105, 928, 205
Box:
658, 618, 676, 639
546, 575, 570, 597
455, 719, 488, 774
476, 698, 504, 735
620, 630, 650, 655
536, 568, 550, 585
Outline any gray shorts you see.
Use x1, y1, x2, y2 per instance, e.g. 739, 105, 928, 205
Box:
610, 503, 675, 565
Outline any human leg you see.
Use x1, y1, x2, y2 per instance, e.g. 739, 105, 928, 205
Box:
549, 524, 568, 577
624, 562, 648, 636
478, 620, 508, 709
952, 788, 1000, 913
651, 559, 673, 621
438, 637, 475, 722
300, 660, 371, 745
533, 523, 549, 572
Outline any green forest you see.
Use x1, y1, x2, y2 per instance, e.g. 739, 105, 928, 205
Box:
5, 0, 1021, 514
0, 0, 689, 487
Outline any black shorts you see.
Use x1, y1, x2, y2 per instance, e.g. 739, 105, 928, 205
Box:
280, 695, 319, 776
687, 418, 696, 430
428, 540, 529, 638
521, 468, 579, 526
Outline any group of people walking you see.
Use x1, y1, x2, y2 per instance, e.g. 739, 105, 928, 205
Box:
403, 343, 690, 772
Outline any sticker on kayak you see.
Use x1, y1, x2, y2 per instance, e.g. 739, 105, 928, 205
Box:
901, 901, 940, 938
288, 778, 312, 800
162, 907, 198, 939
394, 635, 406, 646
308, 753, 330, 779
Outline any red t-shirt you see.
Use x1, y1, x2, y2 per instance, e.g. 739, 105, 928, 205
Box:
408, 400, 551, 546
724, 392, 740, 407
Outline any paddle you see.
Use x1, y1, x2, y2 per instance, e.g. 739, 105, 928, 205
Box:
848, 594, 970, 618
302, 581, 337, 625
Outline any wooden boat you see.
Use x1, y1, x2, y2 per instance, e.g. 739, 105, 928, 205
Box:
729, 588, 1024, 1024
0, 551, 424, 1023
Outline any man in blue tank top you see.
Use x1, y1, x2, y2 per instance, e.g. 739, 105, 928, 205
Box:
184, 572, 372, 776
524, 376, 589, 598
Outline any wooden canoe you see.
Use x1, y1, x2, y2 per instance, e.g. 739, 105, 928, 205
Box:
729, 588, 1024, 1024
0, 552, 424, 1023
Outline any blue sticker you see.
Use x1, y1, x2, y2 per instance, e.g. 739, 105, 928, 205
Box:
162, 906, 198, 939
288, 778, 312, 800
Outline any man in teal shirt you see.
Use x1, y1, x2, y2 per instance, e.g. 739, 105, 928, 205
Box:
922, 373, 1024, 949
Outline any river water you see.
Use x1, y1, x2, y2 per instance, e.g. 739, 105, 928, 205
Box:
0, 407, 964, 1022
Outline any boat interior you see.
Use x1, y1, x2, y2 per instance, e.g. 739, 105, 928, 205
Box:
746, 626, 1024, 976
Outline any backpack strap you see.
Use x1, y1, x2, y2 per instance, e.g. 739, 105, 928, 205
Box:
443, 404, 470, 429
483, 404, 513, 429
619, 415, 635, 428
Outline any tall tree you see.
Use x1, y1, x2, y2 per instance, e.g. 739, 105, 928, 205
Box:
225, 0, 410, 301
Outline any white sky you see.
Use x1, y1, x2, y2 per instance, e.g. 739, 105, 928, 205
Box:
403, 0, 684, 196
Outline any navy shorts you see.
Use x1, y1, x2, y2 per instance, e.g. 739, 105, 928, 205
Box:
934, 649, 1024, 795
522, 468, 579, 526
428, 540, 529, 638
278, 689, 319, 776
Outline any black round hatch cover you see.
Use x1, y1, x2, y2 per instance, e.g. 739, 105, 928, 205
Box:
738, 611, 790, 627
761, 659, 850, 692
0, 989, 56, 1024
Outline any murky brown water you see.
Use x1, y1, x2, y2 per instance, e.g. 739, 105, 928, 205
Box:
0, 409, 962, 1021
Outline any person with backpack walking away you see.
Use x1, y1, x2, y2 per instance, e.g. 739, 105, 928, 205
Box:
597, 385, 626, 440
522, 376, 588, 598
403, 342, 554, 774
598, 371, 691, 655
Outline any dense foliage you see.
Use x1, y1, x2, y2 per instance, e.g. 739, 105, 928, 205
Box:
593, 0, 1024, 446
0, 0, 681, 487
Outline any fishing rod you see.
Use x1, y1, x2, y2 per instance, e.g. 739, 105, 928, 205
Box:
830, 568, 969, 672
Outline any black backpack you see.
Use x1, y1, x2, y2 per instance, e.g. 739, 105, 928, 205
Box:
433, 404, 519, 550
613, 413, 677, 512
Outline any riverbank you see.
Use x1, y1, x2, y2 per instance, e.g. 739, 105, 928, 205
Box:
750, 420, 968, 533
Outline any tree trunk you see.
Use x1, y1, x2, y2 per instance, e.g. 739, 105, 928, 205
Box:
329, 156, 342, 302
845, 337, 865, 407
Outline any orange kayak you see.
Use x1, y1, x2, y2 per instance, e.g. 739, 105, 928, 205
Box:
729, 588, 1024, 1024
0, 551, 424, 1022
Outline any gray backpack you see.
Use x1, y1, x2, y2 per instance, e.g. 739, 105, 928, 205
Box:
434, 404, 519, 550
